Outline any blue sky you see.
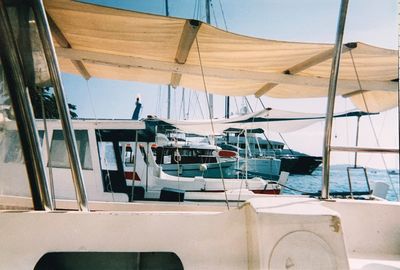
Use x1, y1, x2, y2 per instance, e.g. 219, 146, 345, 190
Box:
62, 0, 399, 169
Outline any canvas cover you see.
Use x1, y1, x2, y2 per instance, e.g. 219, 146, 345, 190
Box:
153, 108, 370, 136
44, 0, 398, 112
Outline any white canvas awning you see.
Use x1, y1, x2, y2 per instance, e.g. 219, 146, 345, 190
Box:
44, 0, 398, 112
153, 108, 371, 136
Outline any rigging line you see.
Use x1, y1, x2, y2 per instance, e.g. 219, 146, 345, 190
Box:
217, 0, 228, 31
233, 96, 239, 114
257, 97, 295, 155
194, 91, 205, 119
192, 0, 197, 19
40, 87, 55, 208
156, 86, 161, 116
195, 37, 216, 134
85, 80, 115, 200
195, 36, 229, 209
244, 96, 253, 112
210, 0, 219, 28
349, 50, 399, 200
186, 90, 192, 119
195, 0, 201, 20
178, 88, 184, 120
344, 97, 352, 165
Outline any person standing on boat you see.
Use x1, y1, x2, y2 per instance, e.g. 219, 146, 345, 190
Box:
131, 95, 142, 120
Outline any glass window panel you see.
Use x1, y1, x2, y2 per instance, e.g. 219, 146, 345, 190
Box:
98, 141, 118, 171
49, 130, 93, 170
1, 130, 24, 163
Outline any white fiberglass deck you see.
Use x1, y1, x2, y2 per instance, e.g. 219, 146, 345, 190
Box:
0, 196, 399, 269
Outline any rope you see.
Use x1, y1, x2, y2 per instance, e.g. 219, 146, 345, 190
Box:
85, 80, 115, 201
195, 36, 229, 209
130, 132, 138, 202
349, 50, 399, 200
217, 0, 228, 31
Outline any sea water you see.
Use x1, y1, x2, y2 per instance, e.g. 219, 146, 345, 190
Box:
283, 165, 400, 201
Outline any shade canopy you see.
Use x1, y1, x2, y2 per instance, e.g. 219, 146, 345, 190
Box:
44, 0, 398, 112
147, 108, 374, 136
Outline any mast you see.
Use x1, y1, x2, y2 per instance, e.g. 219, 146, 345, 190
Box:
225, 96, 230, 118
205, 0, 214, 119
32, 0, 89, 211
321, 0, 349, 199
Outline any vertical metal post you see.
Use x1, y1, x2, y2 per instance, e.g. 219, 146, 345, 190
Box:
225, 96, 230, 119
321, 0, 349, 199
182, 88, 186, 119
354, 115, 361, 167
167, 85, 171, 119
165, 0, 172, 120
205, 0, 213, 119
398, 0, 400, 200
32, 0, 89, 211
0, 0, 53, 210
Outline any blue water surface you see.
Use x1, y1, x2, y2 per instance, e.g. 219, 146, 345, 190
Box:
283, 165, 400, 201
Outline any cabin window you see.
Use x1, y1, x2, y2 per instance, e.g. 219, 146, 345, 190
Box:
123, 144, 135, 167
49, 130, 93, 170
0, 131, 43, 164
98, 141, 118, 171
0, 130, 24, 164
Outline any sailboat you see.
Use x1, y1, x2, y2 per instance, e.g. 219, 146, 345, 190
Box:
0, 0, 399, 269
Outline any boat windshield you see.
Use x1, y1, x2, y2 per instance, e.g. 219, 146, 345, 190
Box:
0, 59, 33, 209
0, 3, 60, 210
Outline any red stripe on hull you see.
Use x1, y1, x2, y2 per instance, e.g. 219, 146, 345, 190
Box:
187, 189, 281, 194
124, 171, 141, 181
252, 189, 280, 195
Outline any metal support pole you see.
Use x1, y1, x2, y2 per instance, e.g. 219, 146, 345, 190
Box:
167, 85, 171, 119
165, 1, 172, 120
0, 0, 53, 210
205, 0, 213, 119
354, 115, 361, 167
225, 96, 230, 119
321, 0, 349, 199
32, 0, 89, 211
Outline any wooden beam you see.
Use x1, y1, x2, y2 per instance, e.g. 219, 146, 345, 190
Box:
254, 83, 278, 98
47, 13, 70, 48
170, 20, 201, 87
56, 47, 397, 94
254, 43, 357, 97
175, 20, 201, 64
284, 43, 355, 75
71, 60, 91, 81
47, 13, 91, 80
342, 89, 370, 98
170, 73, 182, 88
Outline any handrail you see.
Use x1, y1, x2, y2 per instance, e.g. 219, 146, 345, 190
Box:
32, 0, 89, 211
